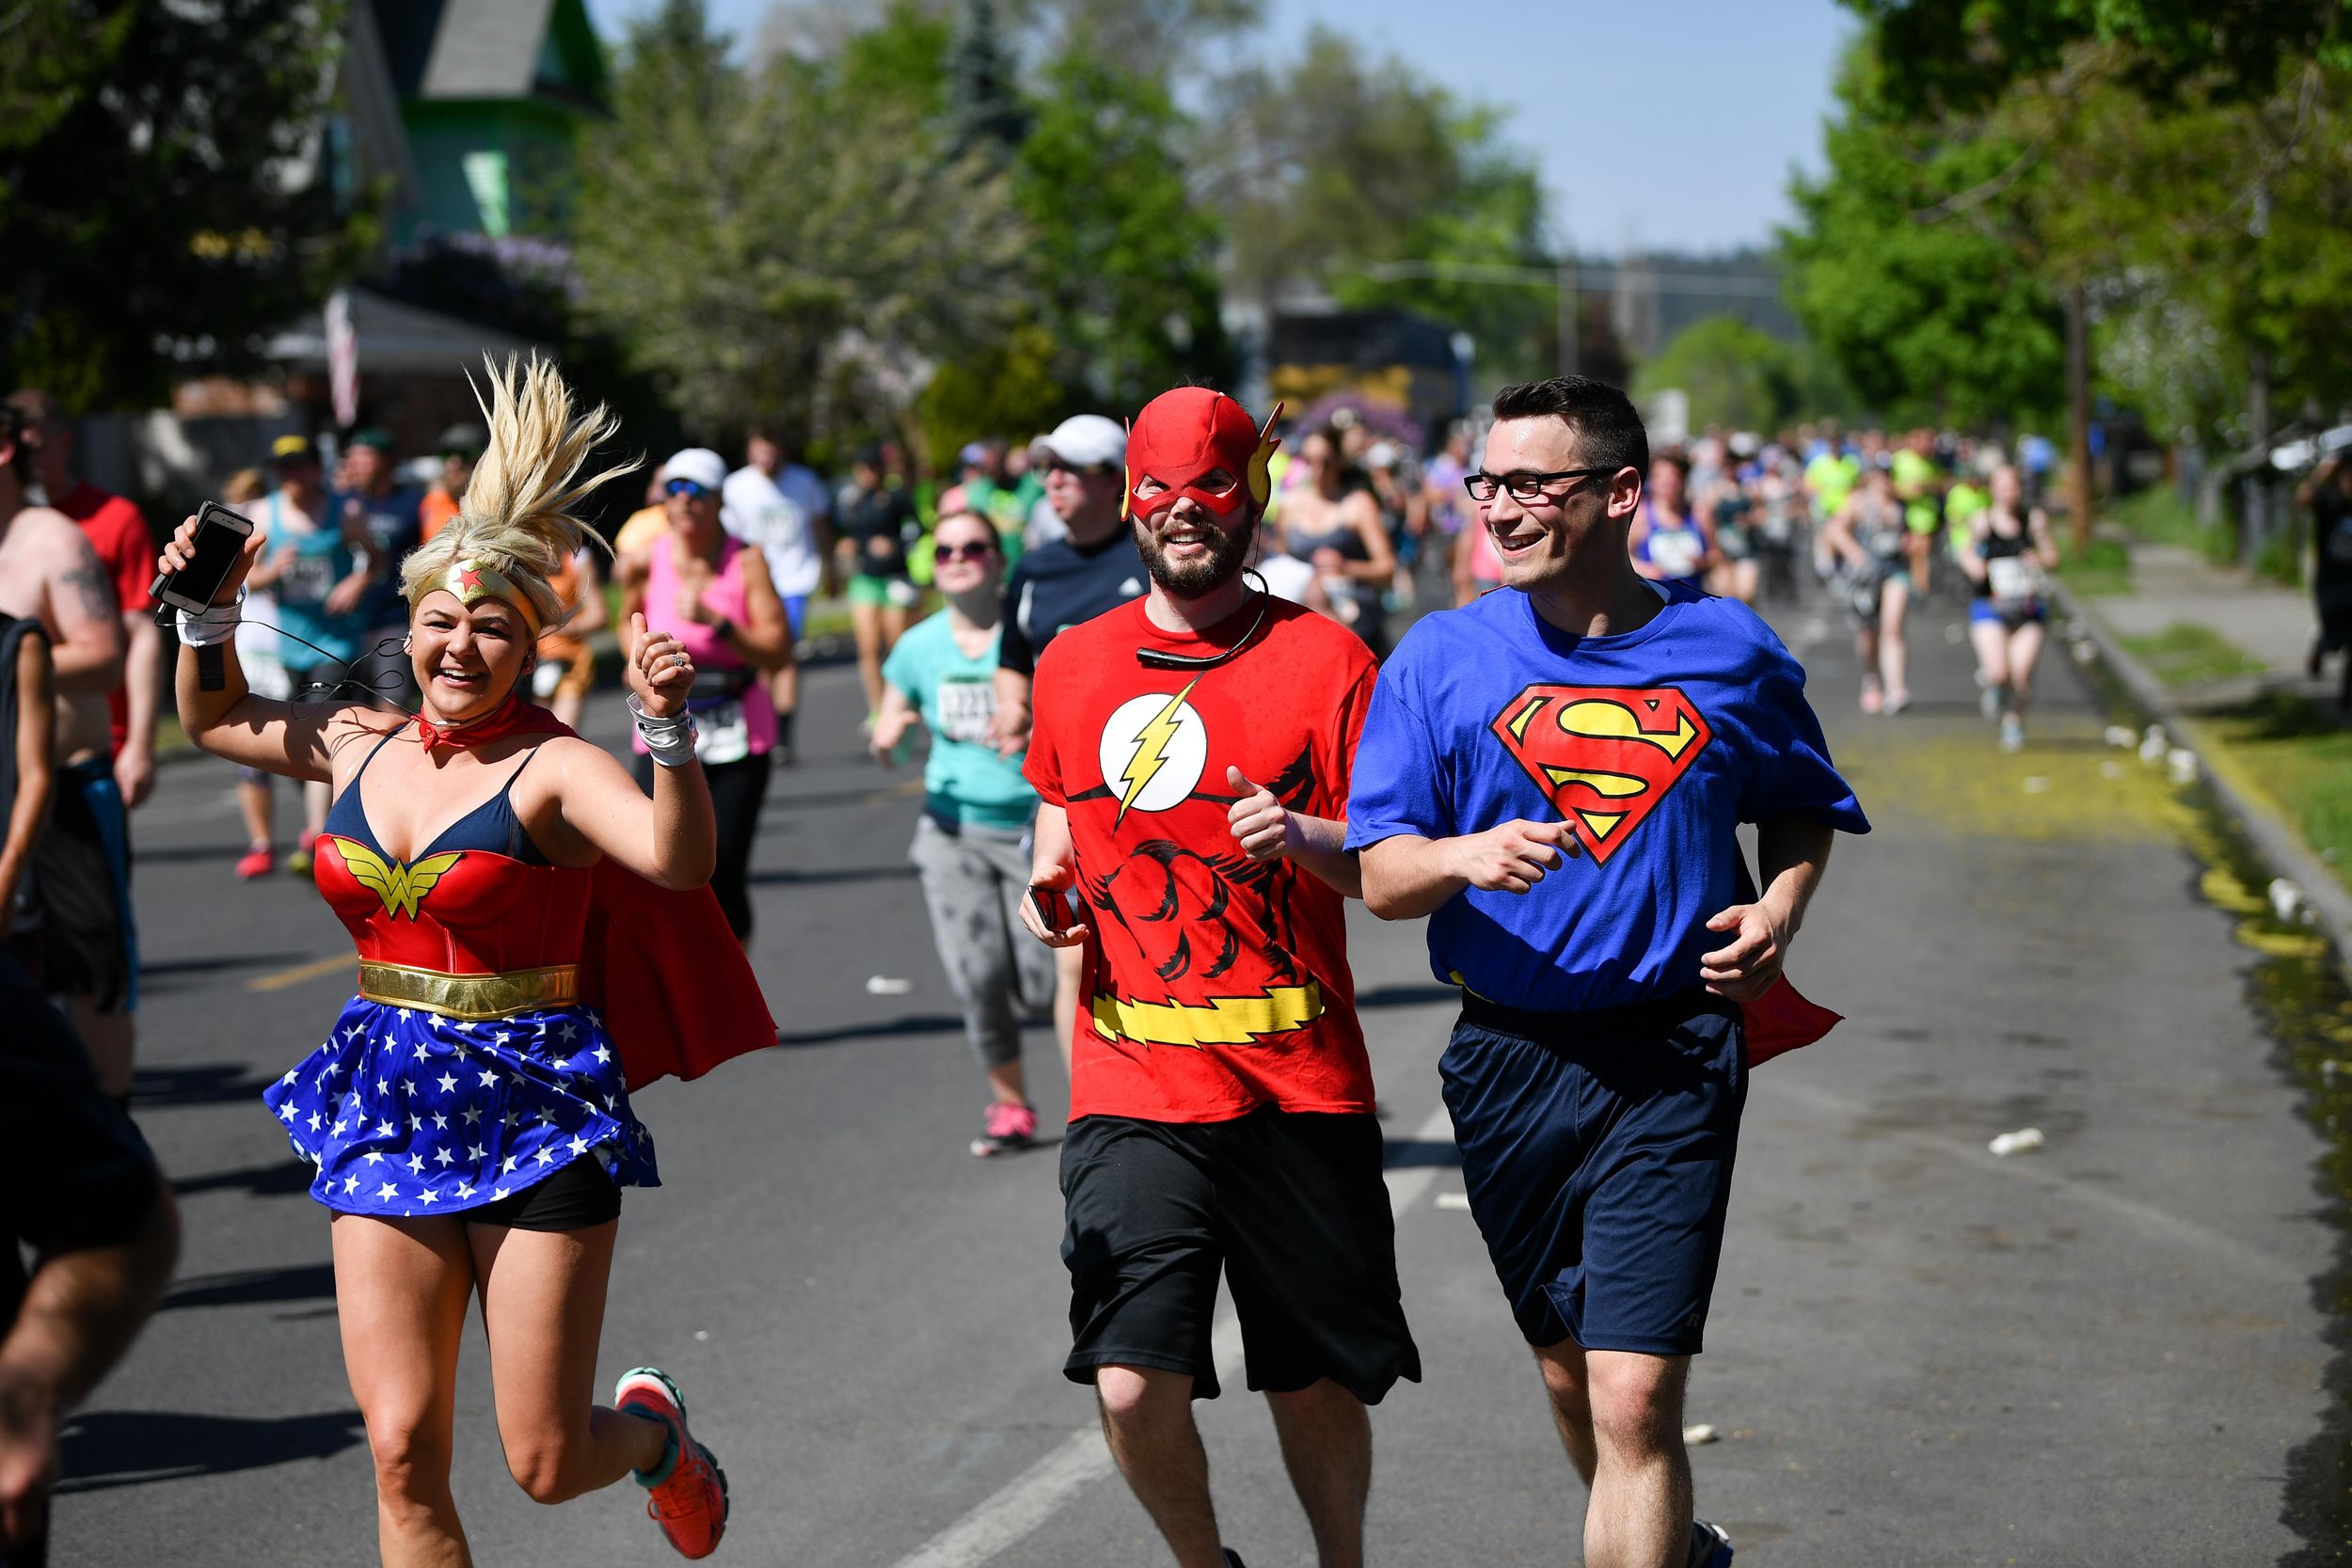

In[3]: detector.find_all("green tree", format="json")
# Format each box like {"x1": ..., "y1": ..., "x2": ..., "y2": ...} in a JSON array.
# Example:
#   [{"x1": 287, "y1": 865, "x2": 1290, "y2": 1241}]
[
  {"x1": 1633, "y1": 316, "x2": 1803, "y2": 433},
  {"x1": 0, "y1": 0, "x2": 370, "y2": 407},
  {"x1": 572, "y1": 0, "x2": 1029, "y2": 440},
  {"x1": 1778, "y1": 45, "x2": 2066, "y2": 428},
  {"x1": 1204, "y1": 26, "x2": 1554, "y2": 385}
]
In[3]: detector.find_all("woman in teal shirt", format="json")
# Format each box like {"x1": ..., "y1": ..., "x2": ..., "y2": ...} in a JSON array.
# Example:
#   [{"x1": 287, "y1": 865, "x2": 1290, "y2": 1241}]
[{"x1": 872, "y1": 509, "x2": 1056, "y2": 1156}]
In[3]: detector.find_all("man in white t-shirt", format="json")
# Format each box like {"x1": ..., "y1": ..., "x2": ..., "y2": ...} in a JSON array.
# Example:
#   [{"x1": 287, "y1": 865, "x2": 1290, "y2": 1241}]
[{"x1": 724, "y1": 428, "x2": 831, "y2": 761}]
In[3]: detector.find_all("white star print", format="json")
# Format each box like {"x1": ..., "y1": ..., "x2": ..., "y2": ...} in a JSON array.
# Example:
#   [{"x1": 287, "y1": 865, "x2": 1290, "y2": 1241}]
[
  {"x1": 376, "y1": 1121, "x2": 395, "y2": 1138},
  {"x1": 342, "y1": 1026, "x2": 361, "y2": 1041},
  {"x1": 493, "y1": 1187, "x2": 509, "y2": 1200},
  {"x1": 332, "y1": 1119, "x2": 348, "y2": 1137},
  {"x1": 343, "y1": 1176, "x2": 360, "y2": 1194},
  {"x1": 463, "y1": 1106, "x2": 482, "y2": 1125},
  {"x1": 432, "y1": 1112, "x2": 447, "y2": 1130},
  {"x1": 534, "y1": 1146, "x2": 555, "y2": 1165},
  {"x1": 495, "y1": 1030, "x2": 511, "y2": 1046},
  {"x1": 278, "y1": 1103, "x2": 298, "y2": 1122},
  {"x1": 363, "y1": 1151, "x2": 384, "y2": 1165},
  {"x1": 468, "y1": 1143, "x2": 487, "y2": 1160},
  {"x1": 282, "y1": 1069, "x2": 299, "y2": 1085},
  {"x1": 455, "y1": 1181, "x2": 476, "y2": 1199},
  {"x1": 604, "y1": 1094, "x2": 618, "y2": 1112},
  {"x1": 417, "y1": 1188, "x2": 438, "y2": 1204},
  {"x1": 501, "y1": 1156, "x2": 518, "y2": 1174},
  {"x1": 437, "y1": 1072, "x2": 458, "y2": 1094},
  {"x1": 308, "y1": 1112, "x2": 323, "y2": 1132},
  {"x1": 560, "y1": 1022, "x2": 579, "y2": 1041},
  {"x1": 435, "y1": 1146, "x2": 454, "y2": 1165},
  {"x1": 397, "y1": 1007, "x2": 412, "y2": 1021},
  {"x1": 593, "y1": 1044, "x2": 612, "y2": 1065},
  {"x1": 377, "y1": 1181, "x2": 400, "y2": 1200},
  {"x1": 405, "y1": 1154, "x2": 425, "y2": 1174},
  {"x1": 413, "y1": 1042, "x2": 428, "y2": 1060},
  {"x1": 568, "y1": 1135, "x2": 590, "y2": 1156},
  {"x1": 478, "y1": 1069, "x2": 499, "y2": 1087},
  {"x1": 377, "y1": 1078, "x2": 389, "y2": 1094},
  {"x1": 453, "y1": 1041, "x2": 469, "y2": 1061},
  {"x1": 408, "y1": 1115, "x2": 424, "y2": 1132}
]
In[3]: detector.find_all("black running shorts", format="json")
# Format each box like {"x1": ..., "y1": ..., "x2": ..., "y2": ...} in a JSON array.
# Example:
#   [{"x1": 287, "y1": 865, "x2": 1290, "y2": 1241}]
[
  {"x1": 468, "y1": 1157, "x2": 622, "y2": 1231},
  {"x1": 1059, "y1": 1108, "x2": 1422, "y2": 1403}
]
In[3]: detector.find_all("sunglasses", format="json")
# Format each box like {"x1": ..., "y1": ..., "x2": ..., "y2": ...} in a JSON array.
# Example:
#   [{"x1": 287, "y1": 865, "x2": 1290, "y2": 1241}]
[
  {"x1": 665, "y1": 479, "x2": 715, "y2": 499},
  {"x1": 934, "y1": 541, "x2": 998, "y2": 562}
]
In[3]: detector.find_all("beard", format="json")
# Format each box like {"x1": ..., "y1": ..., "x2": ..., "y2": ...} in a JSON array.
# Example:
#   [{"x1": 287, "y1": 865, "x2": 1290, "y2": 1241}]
[{"x1": 1134, "y1": 510, "x2": 1256, "y2": 599}]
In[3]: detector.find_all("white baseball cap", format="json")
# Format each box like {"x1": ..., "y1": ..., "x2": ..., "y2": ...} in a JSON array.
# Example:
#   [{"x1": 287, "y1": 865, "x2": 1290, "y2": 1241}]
[
  {"x1": 664, "y1": 447, "x2": 727, "y2": 491},
  {"x1": 1028, "y1": 415, "x2": 1125, "y2": 472}
]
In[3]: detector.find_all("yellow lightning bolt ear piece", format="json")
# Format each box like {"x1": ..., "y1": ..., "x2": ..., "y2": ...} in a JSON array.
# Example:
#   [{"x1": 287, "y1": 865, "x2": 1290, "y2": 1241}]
[
  {"x1": 1121, "y1": 419, "x2": 1135, "y2": 522},
  {"x1": 1248, "y1": 401, "x2": 1285, "y2": 510}
]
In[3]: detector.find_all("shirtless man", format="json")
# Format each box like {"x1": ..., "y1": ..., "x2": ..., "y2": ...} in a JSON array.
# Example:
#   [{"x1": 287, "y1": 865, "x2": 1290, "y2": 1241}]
[{"x1": 0, "y1": 406, "x2": 129, "y2": 1096}]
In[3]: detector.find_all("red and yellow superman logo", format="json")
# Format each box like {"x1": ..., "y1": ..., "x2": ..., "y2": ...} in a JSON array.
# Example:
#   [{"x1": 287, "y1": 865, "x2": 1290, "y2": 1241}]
[{"x1": 1488, "y1": 685, "x2": 1713, "y2": 863}]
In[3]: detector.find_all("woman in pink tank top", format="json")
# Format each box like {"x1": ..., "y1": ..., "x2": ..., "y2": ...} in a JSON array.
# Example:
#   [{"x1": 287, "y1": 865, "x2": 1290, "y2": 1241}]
[{"x1": 618, "y1": 449, "x2": 794, "y2": 940}]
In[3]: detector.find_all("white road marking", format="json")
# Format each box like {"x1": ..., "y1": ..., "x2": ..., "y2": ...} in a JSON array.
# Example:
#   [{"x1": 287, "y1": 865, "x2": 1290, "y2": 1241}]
[
  {"x1": 1435, "y1": 1191, "x2": 1472, "y2": 1211},
  {"x1": 887, "y1": 1101, "x2": 1455, "y2": 1568}
]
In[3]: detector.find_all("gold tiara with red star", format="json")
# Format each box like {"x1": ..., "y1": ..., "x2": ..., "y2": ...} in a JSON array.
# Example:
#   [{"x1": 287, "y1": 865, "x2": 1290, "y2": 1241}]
[{"x1": 410, "y1": 556, "x2": 543, "y2": 636}]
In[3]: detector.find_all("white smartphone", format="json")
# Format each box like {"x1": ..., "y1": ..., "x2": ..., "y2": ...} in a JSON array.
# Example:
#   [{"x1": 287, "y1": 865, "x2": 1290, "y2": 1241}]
[{"x1": 150, "y1": 500, "x2": 255, "y2": 618}]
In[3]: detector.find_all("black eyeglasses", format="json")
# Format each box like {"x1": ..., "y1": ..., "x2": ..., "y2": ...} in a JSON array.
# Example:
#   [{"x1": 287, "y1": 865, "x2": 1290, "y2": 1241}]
[
  {"x1": 665, "y1": 479, "x2": 715, "y2": 499},
  {"x1": 934, "y1": 542, "x2": 997, "y2": 562},
  {"x1": 1465, "y1": 467, "x2": 1615, "y2": 503}
]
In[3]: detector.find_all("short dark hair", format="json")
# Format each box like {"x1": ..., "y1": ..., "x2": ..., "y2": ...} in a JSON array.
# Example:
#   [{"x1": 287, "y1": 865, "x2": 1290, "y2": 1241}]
[{"x1": 1489, "y1": 377, "x2": 1649, "y2": 478}]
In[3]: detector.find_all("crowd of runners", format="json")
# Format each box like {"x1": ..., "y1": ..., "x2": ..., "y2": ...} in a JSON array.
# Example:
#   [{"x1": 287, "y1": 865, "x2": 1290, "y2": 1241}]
[{"x1": 5, "y1": 356, "x2": 2140, "y2": 1568}]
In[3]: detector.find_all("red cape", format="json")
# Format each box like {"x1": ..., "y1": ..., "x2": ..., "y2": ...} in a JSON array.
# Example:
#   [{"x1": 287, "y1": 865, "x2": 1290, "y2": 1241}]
[
  {"x1": 1740, "y1": 974, "x2": 1840, "y2": 1067},
  {"x1": 442, "y1": 702, "x2": 775, "y2": 1091}
]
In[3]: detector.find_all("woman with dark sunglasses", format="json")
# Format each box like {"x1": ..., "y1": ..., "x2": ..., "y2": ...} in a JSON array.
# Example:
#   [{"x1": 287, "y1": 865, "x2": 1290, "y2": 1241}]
[
  {"x1": 616, "y1": 448, "x2": 794, "y2": 942},
  {"x1": 871, "y1": 510, "x2": 1057, "y2": 1156}
]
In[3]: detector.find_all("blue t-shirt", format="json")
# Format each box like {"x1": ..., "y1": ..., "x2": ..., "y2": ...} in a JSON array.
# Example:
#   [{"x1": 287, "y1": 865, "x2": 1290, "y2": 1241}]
[
  {"x1": 338, "y1": 485, "x2": 421, "y2": 628},
  {"x1": 1345, "y1": 583, "x2": 1868, "y2": 1011},
  {"x1": 882, "y1": 612, "x2": 1037, "y2": 831}
]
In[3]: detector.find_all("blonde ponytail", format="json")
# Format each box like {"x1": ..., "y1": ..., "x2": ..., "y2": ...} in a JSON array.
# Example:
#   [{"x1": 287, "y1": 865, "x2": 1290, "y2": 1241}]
[{"x1": 401, "y1": 355, "x2": 634, "y2": 630}]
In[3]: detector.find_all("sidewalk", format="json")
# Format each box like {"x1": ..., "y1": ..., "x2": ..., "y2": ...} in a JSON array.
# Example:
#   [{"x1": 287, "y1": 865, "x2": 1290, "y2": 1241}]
[
  {"x1": 2057, "y1": 532, "x2": 2352, "y2": 982},
  {"x1": 2084, "y1": 540, "x2": 2333, "y2": 706}
]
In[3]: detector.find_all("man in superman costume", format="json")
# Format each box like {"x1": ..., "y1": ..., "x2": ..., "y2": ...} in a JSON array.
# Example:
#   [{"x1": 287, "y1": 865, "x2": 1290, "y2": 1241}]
[
  {"x1": 1352, "y1": 377, "x2": 1867, "y2": 1568},
  {"x1": 1019, "y1": 387, "x2": 1419, "y2": 1568}
]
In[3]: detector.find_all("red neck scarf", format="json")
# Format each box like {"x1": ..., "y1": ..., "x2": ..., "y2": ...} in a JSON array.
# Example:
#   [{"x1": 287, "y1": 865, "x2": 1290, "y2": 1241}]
[{"x1": 414, "y1": 694, "x2": 569, "y2": 754}]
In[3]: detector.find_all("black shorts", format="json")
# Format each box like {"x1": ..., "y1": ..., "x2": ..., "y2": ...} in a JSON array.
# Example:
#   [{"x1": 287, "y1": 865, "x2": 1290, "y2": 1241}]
[
  {"x1": 1442, "y1": 990, "x2": 1745, "y2": 1357},
  {"x1": 467, "y1": 1158, "x2": 622, "y2": 1231},
  {"x1": 1059, "y1": 1108, "x2": 1421, "y2": 1403},
  {"x1": 30, "y1": 758, "x2": 136, "y2": 1013}
]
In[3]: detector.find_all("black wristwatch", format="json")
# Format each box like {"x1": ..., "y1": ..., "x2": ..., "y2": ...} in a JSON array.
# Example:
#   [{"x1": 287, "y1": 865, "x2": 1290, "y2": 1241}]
[{"x1": 710, "y1": 616, "x2": 737, "y2": 643}]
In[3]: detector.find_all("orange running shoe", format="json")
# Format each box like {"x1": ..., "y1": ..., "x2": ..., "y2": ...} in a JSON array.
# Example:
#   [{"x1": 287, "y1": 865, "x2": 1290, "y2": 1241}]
[{"x1": 616, "y1": 1367, "x2": 729, "y2": 1559}]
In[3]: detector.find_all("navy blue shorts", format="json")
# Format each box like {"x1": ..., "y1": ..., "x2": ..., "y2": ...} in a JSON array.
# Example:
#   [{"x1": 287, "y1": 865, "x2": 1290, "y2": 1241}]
[{"x1": 1440, "y1": 990, "x2": 1746, "y2": 1356}]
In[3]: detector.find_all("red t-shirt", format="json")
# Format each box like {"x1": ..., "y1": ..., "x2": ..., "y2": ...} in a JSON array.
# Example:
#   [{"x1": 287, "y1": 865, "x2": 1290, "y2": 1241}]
[
  {"x1": 58, "y1": 482, "x2": 151, "y2": 753},
  {"x1": 1025, "y1": 595, "x2": 1379, "y2": 1123}
]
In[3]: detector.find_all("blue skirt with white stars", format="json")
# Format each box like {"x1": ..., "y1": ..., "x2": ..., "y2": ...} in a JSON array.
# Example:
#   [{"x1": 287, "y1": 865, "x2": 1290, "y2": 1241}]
[{"x1": 260, "y1": 997, "x2": 660, "y2": 1218}]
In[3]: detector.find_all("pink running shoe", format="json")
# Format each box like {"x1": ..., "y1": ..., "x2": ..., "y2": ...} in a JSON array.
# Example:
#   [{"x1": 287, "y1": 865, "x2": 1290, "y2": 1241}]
[
  {"x1": 615, "y1": 1367, "x2": 728, "y2": 1559},
  {"x1": 971, "y1": 1101, "x2": 1039, "y2": 1158},
  {"x1": 235, "y1": 845, "x2": 275, "y2": 880}
]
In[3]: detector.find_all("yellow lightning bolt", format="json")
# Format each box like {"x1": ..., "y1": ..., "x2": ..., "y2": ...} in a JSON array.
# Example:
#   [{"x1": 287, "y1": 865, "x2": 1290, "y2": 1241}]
[{"x1": 1116, "y1": 678, "x2": 1200, "y2": 824}]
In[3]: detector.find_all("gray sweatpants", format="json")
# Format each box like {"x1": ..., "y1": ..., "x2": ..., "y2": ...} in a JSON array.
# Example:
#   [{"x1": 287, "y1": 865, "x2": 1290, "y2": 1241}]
[{"x1": 909, "y1": 812, "x2": 1057, "y2": 1069}]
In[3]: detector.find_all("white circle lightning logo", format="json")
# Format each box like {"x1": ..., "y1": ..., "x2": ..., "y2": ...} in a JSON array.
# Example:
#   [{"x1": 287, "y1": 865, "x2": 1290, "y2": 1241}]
[{"x1": 1098, "y1": 681, "x2": 1209, "y2": 823}]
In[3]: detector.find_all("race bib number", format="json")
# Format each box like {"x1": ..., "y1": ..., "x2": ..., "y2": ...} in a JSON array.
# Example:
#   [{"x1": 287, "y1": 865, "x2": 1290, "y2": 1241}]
[
  {"x1": 1986, "y1": 553, "x2": 2038, "y2": 605},
  {"x1": 934, "y1": 674, "x2": 996, "y2": 747},
  {"x1": 1649, "y1": 531, "x2": 1702, "y2": 578},
  {"x1": 280, "y1": 553, "x2": 335, "y2": 605},
  {"x1": 694, "y1": 700, "x2": 751, "y2": 766}
]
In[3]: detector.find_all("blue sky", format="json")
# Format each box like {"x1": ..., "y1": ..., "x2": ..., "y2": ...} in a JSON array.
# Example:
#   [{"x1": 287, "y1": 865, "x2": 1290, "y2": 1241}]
[{"x1": 580, "y1": 0, "x2": 1855, "y2": 255}]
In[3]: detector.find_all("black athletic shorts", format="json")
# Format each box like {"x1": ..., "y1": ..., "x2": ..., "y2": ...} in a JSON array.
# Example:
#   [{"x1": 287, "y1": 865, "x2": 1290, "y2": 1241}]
[
  {"x1": 31, "y1": 758, "x2": 136, "y2": 1013},
  {"x1": 467, "y1": 1157, "x2": 622, "y2": 1231},
  {"x1": 1059, "y1": 1108, "x2": 1421, "y2": 1403}
]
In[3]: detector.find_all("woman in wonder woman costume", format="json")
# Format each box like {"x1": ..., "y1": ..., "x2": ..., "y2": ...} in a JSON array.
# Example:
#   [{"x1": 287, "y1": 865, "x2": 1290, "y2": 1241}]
[{"x1": 161, "y1": 357, "x2": 769, "y2": 1563}]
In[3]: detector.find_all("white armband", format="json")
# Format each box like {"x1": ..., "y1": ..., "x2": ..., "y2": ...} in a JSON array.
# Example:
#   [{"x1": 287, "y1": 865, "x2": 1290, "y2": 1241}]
[{"x1": 177, "y1": 592, "x2": 244, "y2": 647}]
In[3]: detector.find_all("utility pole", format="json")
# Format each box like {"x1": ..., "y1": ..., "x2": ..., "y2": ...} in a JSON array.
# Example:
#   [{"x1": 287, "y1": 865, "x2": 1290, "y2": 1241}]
[
  {"x1": 1556, "y1": 238, "x2": 1579, "y2": 378},
  {"x1": 2064, "y1": 281, "x2": 2093, "y2": 555}
]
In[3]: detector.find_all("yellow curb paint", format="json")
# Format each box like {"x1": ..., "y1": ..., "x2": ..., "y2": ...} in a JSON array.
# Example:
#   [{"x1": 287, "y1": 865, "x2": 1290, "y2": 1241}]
[{"x1": 247, "y1": 953, "x2": 357, "y2": 992}]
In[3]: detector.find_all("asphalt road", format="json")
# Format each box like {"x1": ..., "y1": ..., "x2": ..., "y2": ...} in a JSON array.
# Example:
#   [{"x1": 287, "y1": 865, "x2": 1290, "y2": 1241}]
[{"x1": 55, "y1": 589, "x2": 2336, "y2": 1566}]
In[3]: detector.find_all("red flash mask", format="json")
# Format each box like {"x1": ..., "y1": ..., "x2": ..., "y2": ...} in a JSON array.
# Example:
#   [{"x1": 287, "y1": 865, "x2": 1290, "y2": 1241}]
[{"x1": 1124, "y1": 388, "x2": 1283, "y2": 522}]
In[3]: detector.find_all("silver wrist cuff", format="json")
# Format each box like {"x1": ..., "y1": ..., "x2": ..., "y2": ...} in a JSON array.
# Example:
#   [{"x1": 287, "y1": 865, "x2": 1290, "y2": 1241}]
[{"x1": 627, "y1": 694, "x2": 699, "y2": 768}]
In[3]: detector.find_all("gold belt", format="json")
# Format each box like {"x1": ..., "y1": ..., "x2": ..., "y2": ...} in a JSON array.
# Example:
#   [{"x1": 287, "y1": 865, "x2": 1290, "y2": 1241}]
[{"x1": 357, "y1": 960, "x2": 580, "y2": 1022}]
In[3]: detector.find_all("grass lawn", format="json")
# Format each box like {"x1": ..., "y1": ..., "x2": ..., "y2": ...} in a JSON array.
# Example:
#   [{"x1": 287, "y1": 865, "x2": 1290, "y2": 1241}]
[
  {"x1": 2201, "y1": 694, "x2": 2352, "y2": 888},
  {"x1": 2120, "y1": 621, "x2": 2270, "y2": 687},
  {"x1": 2057, "y1": 532, "x2": 2133, "y2": 596}
]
